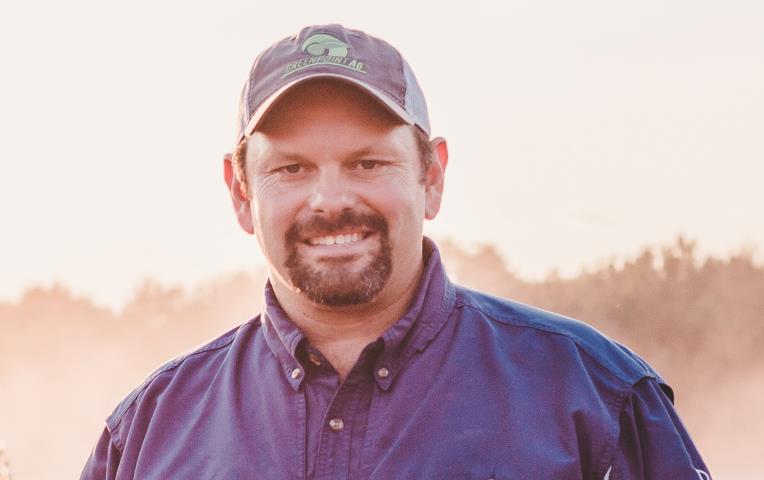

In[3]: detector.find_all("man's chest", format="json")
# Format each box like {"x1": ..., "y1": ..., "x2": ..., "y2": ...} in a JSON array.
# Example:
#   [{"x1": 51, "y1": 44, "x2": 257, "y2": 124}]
[{"x1": 128, "y1": 363, "x2": 612, "y2": 480}]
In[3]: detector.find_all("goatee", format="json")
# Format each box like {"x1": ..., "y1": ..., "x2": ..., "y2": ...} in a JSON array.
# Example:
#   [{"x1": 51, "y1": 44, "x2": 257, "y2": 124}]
[{"x1": 284, "y1": 210, "x2": 392, "y2": 306}]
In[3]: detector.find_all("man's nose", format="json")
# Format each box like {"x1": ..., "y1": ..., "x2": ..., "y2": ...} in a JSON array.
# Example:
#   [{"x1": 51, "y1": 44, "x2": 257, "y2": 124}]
[{"x1": 308, "y1": 168, "x2": 357, "y2": 214}]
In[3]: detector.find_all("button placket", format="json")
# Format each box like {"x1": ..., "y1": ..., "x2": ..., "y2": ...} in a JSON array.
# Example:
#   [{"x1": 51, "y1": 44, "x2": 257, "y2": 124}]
[{"x1": 314, "y1": 370, "x2": 368, "y2": 479}]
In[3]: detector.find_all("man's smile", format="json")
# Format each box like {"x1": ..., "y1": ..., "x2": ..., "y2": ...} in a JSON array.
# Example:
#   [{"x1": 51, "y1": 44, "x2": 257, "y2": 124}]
[
  {"x1": 305, "y1": 230, "x2": 374, "y2": 246},
  {"x1": 300, "y1": 231, "x2": 380, "y2": 262}
]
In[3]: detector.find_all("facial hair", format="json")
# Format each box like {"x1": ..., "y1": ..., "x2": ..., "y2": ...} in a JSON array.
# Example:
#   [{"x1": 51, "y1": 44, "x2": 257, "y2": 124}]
[{"x1": 284, "y1": 210, "x2": 392, "y2": 306}]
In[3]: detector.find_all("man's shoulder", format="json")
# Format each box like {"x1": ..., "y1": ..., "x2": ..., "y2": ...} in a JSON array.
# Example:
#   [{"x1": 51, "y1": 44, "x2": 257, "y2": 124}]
[
  {"x1": 105, "y1": 316, "x2": 263, "y2": 437},
  {"x1": 453, "y1": 285, "x2": 669, "y2": 394}
]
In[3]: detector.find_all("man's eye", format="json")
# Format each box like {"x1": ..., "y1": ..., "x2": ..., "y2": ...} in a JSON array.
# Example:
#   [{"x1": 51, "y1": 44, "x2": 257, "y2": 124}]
[
  {"x1": 280, "y1": 164, "x2": 302, "y2": 174},
  {"x1": 359, "y1": 160, "x2": 378, "y2": 170}
]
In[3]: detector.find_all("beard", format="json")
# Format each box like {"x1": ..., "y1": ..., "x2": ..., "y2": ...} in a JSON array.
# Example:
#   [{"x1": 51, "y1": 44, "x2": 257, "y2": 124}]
[{"x1": 283, "y1": 210, "x2": 392, "y2": 306}]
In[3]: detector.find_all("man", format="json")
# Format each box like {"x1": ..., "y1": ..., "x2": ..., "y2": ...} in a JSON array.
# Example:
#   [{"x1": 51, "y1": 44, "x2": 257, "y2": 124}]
[{"x1": 81, "y1": 24, "x2": 710, "y2": 479}]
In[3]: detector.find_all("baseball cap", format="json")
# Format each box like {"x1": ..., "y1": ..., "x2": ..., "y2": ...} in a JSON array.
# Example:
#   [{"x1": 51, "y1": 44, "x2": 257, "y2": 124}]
[{"x1": 234, "y1": 24, "x2": 431, "y2": 145}]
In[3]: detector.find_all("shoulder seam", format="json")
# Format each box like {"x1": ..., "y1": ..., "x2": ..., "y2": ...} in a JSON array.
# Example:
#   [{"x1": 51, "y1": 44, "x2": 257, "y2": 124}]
[{"x1": 453, "y1": 298, "x2": 655, "y2": 387}]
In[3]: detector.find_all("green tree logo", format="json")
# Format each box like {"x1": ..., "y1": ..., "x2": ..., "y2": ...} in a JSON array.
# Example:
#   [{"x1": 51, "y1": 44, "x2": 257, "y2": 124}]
[{"x1": 302, "y1": 34, "x2": 350, "y2": 57}]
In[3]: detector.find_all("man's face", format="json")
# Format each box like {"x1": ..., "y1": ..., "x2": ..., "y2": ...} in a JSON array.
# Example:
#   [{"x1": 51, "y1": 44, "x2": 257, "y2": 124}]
[{"x1": 236, "y1": 80, "x2": 443, "y2": 308}]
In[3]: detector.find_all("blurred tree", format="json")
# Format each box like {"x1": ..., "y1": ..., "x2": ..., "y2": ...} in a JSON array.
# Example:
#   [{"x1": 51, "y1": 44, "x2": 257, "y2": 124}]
[{"x1": 1, "y1": 238, "x2": 762, "y2": 479}]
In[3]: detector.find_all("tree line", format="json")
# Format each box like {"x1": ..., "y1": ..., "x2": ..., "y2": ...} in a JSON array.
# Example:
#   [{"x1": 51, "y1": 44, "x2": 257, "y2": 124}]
[{"x1": 0, "y1": 236, "x2": 762, "y2": 479}]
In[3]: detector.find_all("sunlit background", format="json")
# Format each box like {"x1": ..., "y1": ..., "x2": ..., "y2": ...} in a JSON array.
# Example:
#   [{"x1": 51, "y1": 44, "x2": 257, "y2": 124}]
[{"x1": 1, "y1": 1, "x2": 762, "y2": 479}]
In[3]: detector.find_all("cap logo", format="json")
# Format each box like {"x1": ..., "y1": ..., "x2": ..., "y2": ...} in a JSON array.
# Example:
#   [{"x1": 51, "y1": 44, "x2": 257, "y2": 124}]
[
  {"x1": 281, "y1": 33, "x2": 368, "y2": 78},
  {"x1": 302, "y1": 34, "x2": 349, "y2": 57}
]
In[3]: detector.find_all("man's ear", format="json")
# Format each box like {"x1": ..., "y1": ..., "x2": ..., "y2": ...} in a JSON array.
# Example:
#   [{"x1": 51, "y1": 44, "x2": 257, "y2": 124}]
[
  {"x1": 424, "y1": 136, "x2": 448, "y2": 220},
  {"x1": 223, "y1": 153, "x2": 255, "y2": 234}
]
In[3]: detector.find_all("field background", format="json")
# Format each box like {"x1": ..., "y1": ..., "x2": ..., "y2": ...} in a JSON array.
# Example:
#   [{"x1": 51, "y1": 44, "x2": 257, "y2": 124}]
[{"x1": 2, "y1": 236, "x2": 763, "y2": 479}]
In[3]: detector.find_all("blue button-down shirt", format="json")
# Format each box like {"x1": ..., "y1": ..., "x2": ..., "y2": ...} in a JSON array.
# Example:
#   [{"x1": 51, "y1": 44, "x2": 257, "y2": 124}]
[{"x1": 81, "y1": 239, "x2": 709, "y2": 479}]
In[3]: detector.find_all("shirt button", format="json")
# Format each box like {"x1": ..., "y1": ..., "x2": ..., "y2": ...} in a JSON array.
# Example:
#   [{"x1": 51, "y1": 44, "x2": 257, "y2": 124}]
[
  {"x1": 328, "y1": 418, "x2": 344, "y2": 431},
  {"x1": 308, "y1": 352, "x2": 322, "y2": 366},
  {"x1": 376, "y1": 367, "x2": 390, "y2": 379},
  {"x1": 290, "y1": 368, "x2": 302, "y2": 379}
]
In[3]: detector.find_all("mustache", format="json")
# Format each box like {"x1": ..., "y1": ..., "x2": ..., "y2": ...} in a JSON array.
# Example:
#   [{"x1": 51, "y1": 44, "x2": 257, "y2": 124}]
[{"x1": 285, "y1": 210, "x2": 388, "y2": 244}]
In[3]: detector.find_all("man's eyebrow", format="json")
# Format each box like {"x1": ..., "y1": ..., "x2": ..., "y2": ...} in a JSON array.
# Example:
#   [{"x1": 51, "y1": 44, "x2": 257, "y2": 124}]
[
  {"x1": 256, "y1": 151, "x2": 309, "y2": 166},
  {"x1": 345, "y1": 147, "x2": 375, "y2": 159},
  {"x1": 344, "y1": 146, "x2": 402, "y2": 160},
  {"x1": 277, "y1": 152, "x2": 309, "y2": 163}
]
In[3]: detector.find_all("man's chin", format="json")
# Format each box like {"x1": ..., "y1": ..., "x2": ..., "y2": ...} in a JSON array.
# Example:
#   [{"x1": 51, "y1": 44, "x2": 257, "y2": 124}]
[
  {"x1": 303, "y1": 286, "x2": 378, "y2": 307},
  {"x1": 292, "y1": 268, "x2": 380, "y2": 306},
  {"x1": 287, "y1": 253, "x2": 392, "y2": 307}
]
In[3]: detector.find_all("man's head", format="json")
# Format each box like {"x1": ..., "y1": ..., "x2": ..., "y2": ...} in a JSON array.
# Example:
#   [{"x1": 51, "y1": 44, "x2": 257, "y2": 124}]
[{"x1": 223, "y1": 25, "x2": 448, "y2": 309}]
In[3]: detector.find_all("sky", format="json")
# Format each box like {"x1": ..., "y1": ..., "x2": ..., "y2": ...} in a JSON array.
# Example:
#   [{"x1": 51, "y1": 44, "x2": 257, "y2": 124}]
[{"x1": 1, "y1": 0, "x2": 763, "y2": 310}]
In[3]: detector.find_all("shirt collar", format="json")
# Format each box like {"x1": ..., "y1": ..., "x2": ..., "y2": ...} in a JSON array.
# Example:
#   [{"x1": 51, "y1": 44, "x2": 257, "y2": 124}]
[{"x1": 260, "y1": 237, "x2": 456, "y2": 391}]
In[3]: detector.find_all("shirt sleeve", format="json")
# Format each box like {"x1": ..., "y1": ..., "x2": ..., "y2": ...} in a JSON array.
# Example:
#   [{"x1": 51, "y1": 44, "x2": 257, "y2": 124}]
[
  {"x1": 606, "y1": 377, "x2": 711, "y2": 479},
  {"x1": 79, "y1": 427, "x2": 121, "y2": 480}
]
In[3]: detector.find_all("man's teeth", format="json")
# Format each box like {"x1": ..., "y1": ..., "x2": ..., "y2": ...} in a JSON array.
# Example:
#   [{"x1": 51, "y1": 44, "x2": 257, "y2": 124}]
[{"x1": 308, "y1": 233, "x2": 363, "y2": 246}]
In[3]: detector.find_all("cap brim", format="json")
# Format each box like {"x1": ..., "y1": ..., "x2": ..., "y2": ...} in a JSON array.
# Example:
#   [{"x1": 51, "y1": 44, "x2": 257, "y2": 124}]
[{"x1": 242, "y1": 73, "x2": 417, "y2": 139}]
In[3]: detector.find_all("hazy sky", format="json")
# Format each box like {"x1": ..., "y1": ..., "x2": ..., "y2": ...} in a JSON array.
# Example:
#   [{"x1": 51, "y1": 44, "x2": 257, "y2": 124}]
[{"x1": 2, "y1": 0, "x2": 762, "y2": 309}]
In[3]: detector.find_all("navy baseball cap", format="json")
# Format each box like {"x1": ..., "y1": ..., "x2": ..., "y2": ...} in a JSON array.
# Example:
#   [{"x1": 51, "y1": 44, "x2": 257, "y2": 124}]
[{"x1": 234, "y1": 24, "x2": 431, "y2": 144}]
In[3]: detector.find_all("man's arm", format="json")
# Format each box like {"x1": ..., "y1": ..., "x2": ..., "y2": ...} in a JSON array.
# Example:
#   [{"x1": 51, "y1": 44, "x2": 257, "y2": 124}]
[
  {"x1": 606, "y1": 377, "x2": 710, "y2": 479},
  {"x1": 80, "y1": 427, "x2": 121, "y2": 480}
]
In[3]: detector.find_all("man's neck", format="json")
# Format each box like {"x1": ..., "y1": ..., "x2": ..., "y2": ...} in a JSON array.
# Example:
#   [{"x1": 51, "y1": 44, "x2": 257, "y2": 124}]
[{"x1": 271, "y1": 261, "x2": 424, "y2": 381}]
